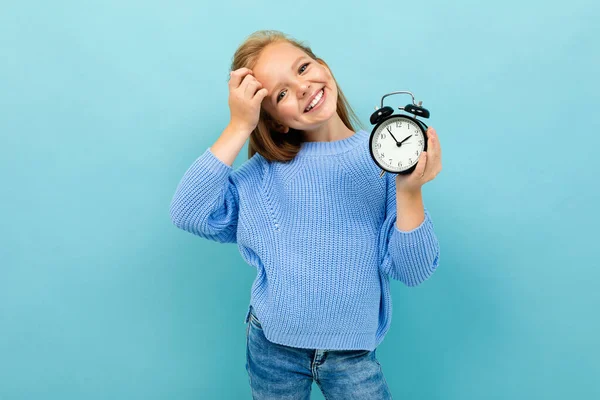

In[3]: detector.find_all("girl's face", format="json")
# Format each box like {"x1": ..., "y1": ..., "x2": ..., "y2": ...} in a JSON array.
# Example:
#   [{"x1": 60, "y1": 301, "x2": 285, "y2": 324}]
[{"x1": 252, "y1": 41, "x2": 338, "y2": 133}]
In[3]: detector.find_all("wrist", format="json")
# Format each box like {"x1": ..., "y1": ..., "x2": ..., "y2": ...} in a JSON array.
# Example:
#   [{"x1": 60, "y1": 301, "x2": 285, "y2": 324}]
[
  {"x1": 396, "y1": 183, "x2": 422, "y2": 199},
  {"x1": 227, "y1": 121, "x2": 253, "y2": 136}
]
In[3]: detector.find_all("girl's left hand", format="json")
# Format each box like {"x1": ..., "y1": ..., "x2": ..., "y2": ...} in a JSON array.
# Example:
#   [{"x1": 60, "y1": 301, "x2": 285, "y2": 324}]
[{"x1": 395, "y1": 126, "x2": 443, "y2": 194}]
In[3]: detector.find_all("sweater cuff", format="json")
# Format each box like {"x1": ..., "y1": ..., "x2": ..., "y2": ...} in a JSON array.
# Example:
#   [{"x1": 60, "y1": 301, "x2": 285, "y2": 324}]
[
  {"x1": 393, "y1": 208, "x2": 430, "y2": 236},
  {"x1": 386, "y1": 209, "x2": 440, "y2": 285},
  {"x1": 202, "y1": 147, "x2": 234, "y2": 176}
]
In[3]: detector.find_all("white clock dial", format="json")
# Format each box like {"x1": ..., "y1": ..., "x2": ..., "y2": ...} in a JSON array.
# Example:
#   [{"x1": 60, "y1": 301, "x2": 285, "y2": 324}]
[{"x1": 371, "y1": 117, "x2": 426, "y2": 173}]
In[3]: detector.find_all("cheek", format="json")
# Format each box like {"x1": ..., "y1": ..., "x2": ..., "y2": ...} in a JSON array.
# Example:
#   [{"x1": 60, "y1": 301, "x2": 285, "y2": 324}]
[
  {"x1": 281, "y1": 102, "x2": 300, "y2": 117},
  {"x1": 319, "y1": 67, "x2": 332, "y2": 81}
]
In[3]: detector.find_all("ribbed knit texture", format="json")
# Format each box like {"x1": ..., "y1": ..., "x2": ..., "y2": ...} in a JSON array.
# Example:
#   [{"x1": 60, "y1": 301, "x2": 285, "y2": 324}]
[{"x1": 169, "y1": 129, "x2": 440, "y2": 351}]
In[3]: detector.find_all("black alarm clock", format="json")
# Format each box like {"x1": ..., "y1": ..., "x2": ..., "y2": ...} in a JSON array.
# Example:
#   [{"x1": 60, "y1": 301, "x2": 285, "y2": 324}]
[{"x1": 369, "y1": 91, "x2": 430, "y2": 177}]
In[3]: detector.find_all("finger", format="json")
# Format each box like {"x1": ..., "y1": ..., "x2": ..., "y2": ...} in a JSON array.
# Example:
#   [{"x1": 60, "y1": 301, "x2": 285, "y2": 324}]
[
  {"x1": 428, "y1": 126, "x2": 439, "y2": 148},
  {"x1": 253, "y1": 88, "x2": 269, "y2": 104},
  {"x1": 228, "y1": 68, "x2": 253, "y2": 89},
  {"x1": 239, "y1": 74, "x2": 258, "y2": 95},
  {"x1": 243, "y1": 77, "x2": 262, "y2": 98},
  {"x1": 429, "y1": 127, "x2": 442, "y2": 165},
  {"x1": 422, "y1": 142, "x2": 438, "y2": 179},
  {"x1": 415, "y1": 151, "x2": 427, "y2": 179},
  {"x1": 425, "y1": 127, "x2": 442, "y2": 178},
  {"x1": 425, "y1": 127, "x2": 436, "y2": 166},
  {"x1": 426, "y1": 128, "x2": 435, "y2": 170}
]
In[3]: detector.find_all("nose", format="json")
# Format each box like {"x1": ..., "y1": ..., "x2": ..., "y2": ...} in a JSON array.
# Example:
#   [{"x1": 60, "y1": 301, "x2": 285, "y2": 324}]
[{"x1": 296, "y1": 81, "x2": 311, "y2": 99}]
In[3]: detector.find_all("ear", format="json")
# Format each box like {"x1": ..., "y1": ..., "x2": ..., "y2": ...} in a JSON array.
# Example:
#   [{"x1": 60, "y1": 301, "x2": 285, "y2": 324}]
[
  {"x1": 275, "y1": 123, "x2": 289, "y2": 134},
  {"x1": 269, "y1": 119, "x2": 289, "y2": 134}
]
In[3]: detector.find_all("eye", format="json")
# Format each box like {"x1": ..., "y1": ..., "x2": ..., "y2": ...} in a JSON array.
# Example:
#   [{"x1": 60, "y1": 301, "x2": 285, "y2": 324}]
[
  {"x1": 299, "y1": 62, "x2": 309, "y2": 73},
  {"x1": 276, "y1": 62, "x2": 311, "y2": 103}
]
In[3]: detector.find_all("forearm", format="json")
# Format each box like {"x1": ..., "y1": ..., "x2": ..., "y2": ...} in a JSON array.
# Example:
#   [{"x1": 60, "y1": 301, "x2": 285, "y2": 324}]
[
  {"x1": 210, "y1": 123, "x2": 252, "y2": 167},
  {"x1": 395, "y1": 182, "x2": 425, "y2": 232},
  {"x1": 379, "y1": 176, "x2": 440, "y2": 285}
]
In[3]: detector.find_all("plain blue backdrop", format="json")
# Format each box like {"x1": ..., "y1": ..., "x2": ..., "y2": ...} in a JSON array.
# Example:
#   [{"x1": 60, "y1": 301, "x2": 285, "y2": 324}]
[{"x1": 1, "y1": 0, "x2": 599, "y2": 399}]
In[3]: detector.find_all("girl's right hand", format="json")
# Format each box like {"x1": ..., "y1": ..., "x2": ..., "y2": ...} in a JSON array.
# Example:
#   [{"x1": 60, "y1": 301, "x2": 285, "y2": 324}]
[{"x1": 228, "y1": 68, "x2": 269, "y2": 133}]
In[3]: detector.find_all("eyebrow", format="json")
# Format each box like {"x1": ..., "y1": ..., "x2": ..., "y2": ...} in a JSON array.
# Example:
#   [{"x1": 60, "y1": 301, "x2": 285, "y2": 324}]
[{"x1": 272, "y1": 55, "x2": 308, "y2": 102}]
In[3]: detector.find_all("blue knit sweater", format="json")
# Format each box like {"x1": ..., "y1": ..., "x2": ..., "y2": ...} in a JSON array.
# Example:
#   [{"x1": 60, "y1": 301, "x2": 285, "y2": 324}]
[{"x1": 169, "y1": 129, "x2": 440, "y2": 351}]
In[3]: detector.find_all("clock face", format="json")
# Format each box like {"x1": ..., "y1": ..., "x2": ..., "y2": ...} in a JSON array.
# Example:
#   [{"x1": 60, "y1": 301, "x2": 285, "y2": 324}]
[{"x1": 370, "y1": 116, "x2": 426, "y2": 173}]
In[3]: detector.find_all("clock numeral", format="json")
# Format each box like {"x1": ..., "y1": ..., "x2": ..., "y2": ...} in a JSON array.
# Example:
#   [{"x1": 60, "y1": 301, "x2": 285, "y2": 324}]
[
  {"x1": 376, "y1": 143, "x2": 381, "y2": 149},
  {"x1": 409, "y1": 158, "x2": 412, "y2": 164},
  {"x1": 389, "y1": 158, "x2": 392, "y2": 164},
  {"x1": 380, "y1": 133, "x2": 386, "y2": 140},
  {"x1": 381, "y1": 152, "x2": 385, "y2": 158},
  {"x1": 415, "y1": 150, "x2": 419, "y2": 156},
  {"x1": 419, "y1": 140, "x2": 423, "y2": 145},
  {"x1": 396, "y1": 121, "x2": 402, "y2": 128}
]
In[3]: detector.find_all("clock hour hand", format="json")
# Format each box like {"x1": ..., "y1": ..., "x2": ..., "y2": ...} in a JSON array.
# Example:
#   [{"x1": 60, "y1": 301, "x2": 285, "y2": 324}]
[
  {"x1": 386, "y1": 127, "x2": 401, "y2": 145},
  {"x1": 399, "y1": 135, "x2": 413, "y2": 145}
]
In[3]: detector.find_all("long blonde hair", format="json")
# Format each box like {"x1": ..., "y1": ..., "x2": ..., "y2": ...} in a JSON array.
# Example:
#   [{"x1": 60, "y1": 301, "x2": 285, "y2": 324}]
[{"x1": 230, "y1": 30, "x2": 363, "y2": 162}]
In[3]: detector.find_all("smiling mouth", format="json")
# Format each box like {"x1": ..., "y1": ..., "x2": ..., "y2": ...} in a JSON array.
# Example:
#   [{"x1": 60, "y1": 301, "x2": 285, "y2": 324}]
[{"x1": 304, "y1": 88, "x2": 325, "y2": 113}]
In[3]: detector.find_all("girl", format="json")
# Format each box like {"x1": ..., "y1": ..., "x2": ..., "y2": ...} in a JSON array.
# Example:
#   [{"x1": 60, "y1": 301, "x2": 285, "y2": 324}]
[{"x1": 170, "y1": 30, "x2": 442, "y2": 399}]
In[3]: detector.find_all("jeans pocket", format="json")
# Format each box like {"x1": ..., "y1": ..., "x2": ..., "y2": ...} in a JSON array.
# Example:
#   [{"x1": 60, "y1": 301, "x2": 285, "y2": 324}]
[{"x1": 249, "y1": 307, "x2": 262, "y2": 329}]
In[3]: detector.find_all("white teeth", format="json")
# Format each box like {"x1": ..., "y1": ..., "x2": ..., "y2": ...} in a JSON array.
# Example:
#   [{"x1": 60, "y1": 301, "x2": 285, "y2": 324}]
[{"x1": 305, "y1": 89, "x2": 324, "y2": 112}]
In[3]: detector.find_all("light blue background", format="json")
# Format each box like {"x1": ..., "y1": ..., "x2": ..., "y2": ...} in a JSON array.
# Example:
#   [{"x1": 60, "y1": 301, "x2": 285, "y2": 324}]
[{"x1": 2, "y1": 0, "x2": 599, "y2": 399}]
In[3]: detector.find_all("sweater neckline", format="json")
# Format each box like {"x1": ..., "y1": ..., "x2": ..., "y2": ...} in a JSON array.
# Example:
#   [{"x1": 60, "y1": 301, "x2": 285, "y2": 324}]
[{"x1": 297, "y1": 130, "x2": 368, "y2": 157}]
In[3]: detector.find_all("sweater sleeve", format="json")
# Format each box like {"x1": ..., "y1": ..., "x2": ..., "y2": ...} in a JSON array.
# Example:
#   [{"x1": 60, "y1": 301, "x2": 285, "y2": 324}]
[
  {"x1": 378, "y1": 172, "x2": 440, "y2": 286},
  {"x1": 169, "y1": 147, "x2": 240, "y2": 244}
]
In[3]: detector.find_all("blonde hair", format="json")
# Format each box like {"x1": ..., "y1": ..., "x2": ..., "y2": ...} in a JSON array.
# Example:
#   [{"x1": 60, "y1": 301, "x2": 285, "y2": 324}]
[{"x1": 229, "y1": 30, "x2": 364, "y2": 162}]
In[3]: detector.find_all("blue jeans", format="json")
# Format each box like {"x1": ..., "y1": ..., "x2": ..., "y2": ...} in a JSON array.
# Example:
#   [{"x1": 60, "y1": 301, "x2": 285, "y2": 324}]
[{"x1": 245, "y1": 305, "x2": 393, "y2": 399}]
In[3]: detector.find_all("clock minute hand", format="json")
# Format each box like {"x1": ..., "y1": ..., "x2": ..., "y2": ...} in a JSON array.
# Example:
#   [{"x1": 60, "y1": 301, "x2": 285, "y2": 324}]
[{"x1": 386, "y1": 127, "x2": 401, "y2": 144}]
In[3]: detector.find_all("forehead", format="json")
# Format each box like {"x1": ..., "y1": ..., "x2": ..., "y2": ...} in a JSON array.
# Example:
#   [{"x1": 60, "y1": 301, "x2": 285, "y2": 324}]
[{"x1": 253, "y1": 42, "x2": 309, "y2": 86}]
